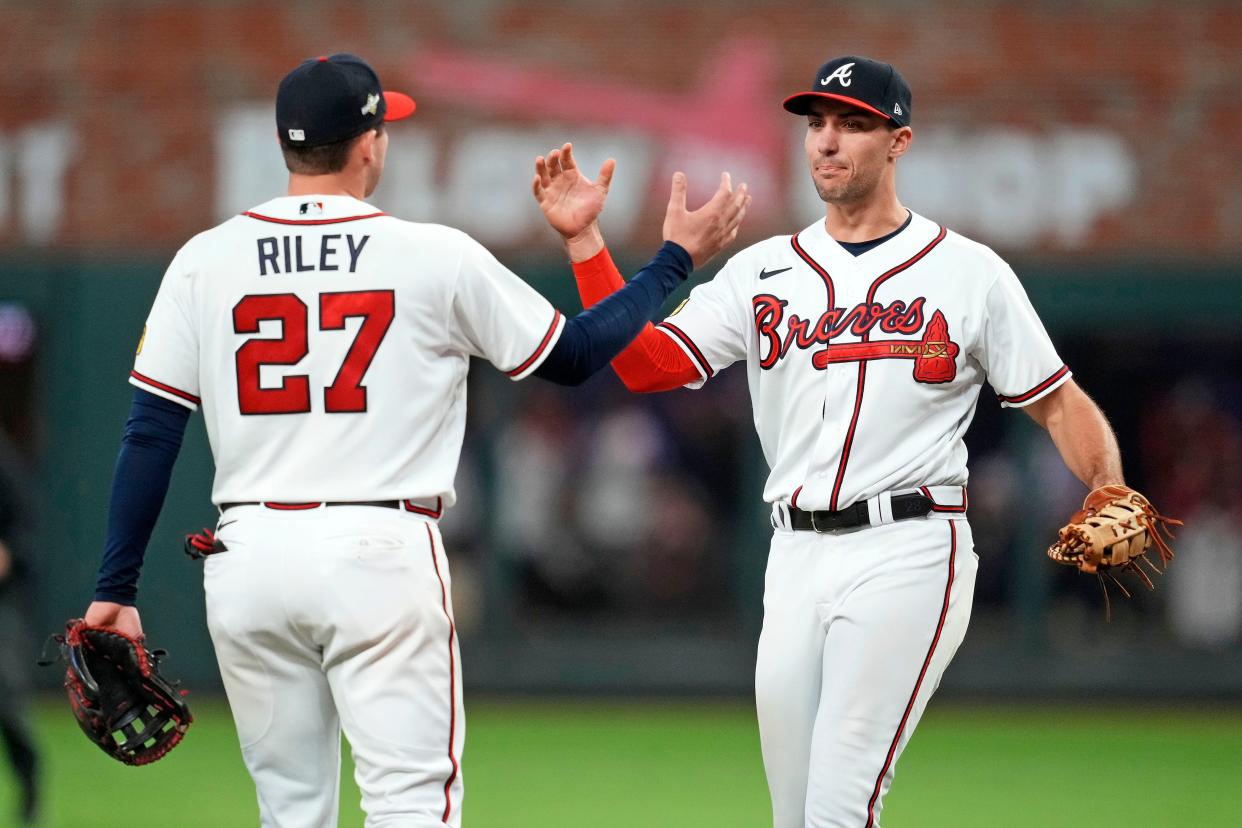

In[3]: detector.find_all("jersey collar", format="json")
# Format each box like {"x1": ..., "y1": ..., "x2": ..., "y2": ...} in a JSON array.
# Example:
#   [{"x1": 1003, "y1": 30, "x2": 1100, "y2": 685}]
[
  {"x1": 241, "y1": 195, "x2": 386, "y2": 225},
  {"x1": 795, "y1": 210, "x2": 942, "y2": 279}
]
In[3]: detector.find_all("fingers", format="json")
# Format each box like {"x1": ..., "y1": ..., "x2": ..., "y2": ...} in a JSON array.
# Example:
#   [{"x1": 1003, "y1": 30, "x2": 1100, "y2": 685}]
[
  {"x1": 667, "y1": 171, "x2": 688, "y2": 214},
  {"x1": 725, "y1": 183, "x2": 749, "y2": 222},
  {"x1": 597, "y1": 158, "x2": 616, "y2": 191},
  {"x1": 534, "y1": 155, "x2": 552, "y2": 190},
  {"x1": 560, "y1": 142, "x2": 576, "y2": 172}
]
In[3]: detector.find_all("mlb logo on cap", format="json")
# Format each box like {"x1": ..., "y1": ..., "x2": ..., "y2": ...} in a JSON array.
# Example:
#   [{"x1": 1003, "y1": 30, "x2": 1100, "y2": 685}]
[{"x1": 782, "y1": 55, "x2": 912, "y2": 127}]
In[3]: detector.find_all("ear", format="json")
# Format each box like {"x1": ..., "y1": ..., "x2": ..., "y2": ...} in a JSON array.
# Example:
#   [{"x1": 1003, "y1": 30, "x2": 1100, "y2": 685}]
[
  {"x1": 354, "y1": 129, "x2": 379, "y2": 164},
  {"x1": 889, "y1": 126, "x2": 913, "y2": 160}
]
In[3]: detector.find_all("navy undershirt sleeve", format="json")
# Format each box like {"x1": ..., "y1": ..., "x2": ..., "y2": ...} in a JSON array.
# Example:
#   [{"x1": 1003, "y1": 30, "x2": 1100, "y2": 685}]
[
  {"x1": 93, "y1": 388, "x2": 191, "y2": 604},
  {"x1": 533, "y1": 241, "x2": 693, "y2": 385}
]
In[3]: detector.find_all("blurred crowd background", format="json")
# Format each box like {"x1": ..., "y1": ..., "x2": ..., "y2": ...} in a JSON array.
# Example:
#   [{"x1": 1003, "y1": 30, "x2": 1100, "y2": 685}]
[{"x1": 0, "y1": 0, "x2": 1240, "y2": 706}]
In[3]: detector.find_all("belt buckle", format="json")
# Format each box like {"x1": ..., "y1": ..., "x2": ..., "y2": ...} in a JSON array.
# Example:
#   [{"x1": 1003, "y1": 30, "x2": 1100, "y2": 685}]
[{"x1": 810, "y1": 510, "x2": 828, "y2": 533}]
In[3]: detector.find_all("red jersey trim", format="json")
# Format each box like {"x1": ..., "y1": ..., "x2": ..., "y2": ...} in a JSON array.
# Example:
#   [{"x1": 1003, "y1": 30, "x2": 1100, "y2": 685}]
[
  {"x1": 506, "y1": 310, "x2": 562, "y2": 378},
  {"x1": 261, "y1": 502, "x2": 322, "y2": 510},
  {"x1": 920, "y1": 486, "x2": 969, "y2": 513},
  {"x1": 425, "y1": 525, "x2": 460, "y2": 822},
  {"x1": 240, "y1": 211, "x2": 387, "y2": 225},
  {"x1": 404, "y1": 497, "x2": 444, "y2": 519},
  {"x1": 130, "y1": 371, "x2": 202, "y2": 406},
  {"x1": 790, "y1": 234, "x2": 835, "y2": 308},
  {"x1": 997, "y1": 365, "x2": 1071, "y2": 404},
  {"x1": 828, "y1": 226, "x2": 948, "y2": 510},
  {"x1": 864, "y1": 520, "x2": 957, "y2": 828},
  {"x1": 656, "y1": 321, "x2": 714, "y2": 379}
]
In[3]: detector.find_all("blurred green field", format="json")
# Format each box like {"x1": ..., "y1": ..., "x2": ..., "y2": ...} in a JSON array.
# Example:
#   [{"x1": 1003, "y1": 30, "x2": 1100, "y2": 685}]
[{"x1": 2, "y1": 698, "x2": 1240, "y2": 826}]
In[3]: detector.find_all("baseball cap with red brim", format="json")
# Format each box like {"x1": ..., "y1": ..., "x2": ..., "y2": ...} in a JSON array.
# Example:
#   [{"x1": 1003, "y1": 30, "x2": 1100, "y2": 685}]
[
  {"x1": 782, "y1": 55, "x2": 912, "y2": 127},
  {"x1": 277, "y1": 53, "x2": 416, "y2": 147}
]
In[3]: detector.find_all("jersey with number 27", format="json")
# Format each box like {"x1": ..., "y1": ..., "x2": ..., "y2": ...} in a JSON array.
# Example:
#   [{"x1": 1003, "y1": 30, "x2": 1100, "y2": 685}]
[{"x1": 131, "y1": 195, "x2": 564, "y2": 506}]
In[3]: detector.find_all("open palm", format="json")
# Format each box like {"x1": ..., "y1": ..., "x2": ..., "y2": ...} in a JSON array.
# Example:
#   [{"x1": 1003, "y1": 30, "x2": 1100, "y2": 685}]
[{"x1": 532, "y1": 143, "x2": 616, "y2": 240}]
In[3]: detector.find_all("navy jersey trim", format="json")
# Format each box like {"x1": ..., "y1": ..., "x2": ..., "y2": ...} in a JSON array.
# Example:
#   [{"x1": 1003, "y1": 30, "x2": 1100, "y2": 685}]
[
  {"x1": 997, "y1": 365, "x2": 1070, "y2": 404},
  {"x1": 656, "y1": 321, "x2": 714, "y2": 379},
  {"x1": 506, "y1": 310, "x2": 562, "y2": 377},
  {"x1": 130, "y1": 370, "x2": 201, "y2": 406}
]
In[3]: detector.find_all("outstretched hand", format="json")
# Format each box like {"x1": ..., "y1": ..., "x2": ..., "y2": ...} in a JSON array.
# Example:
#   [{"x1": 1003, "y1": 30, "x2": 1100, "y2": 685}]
[
  {"x1": 532, "y1": 143, "x2": 616, "y2": 252},
  {"x1": 663, "y1": 172, "x2": 750, "y2": 268}
]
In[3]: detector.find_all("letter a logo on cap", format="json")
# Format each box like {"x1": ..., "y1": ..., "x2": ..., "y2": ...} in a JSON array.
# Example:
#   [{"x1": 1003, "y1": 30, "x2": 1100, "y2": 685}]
[
  {"x1": 819, "y1": 62, "x2": 855, "y2": 87},
  {"x1": 361, "y1": 93, "x2": 380, "y2": 116}
]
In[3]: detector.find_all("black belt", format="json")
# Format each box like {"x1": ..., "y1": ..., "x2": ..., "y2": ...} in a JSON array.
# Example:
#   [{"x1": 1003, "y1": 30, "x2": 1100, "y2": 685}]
[
  {"x1": 220, "y1": 500, "x2": 403, "y2": 512},
  {"x1": 788, "y1": 493, "x2": 933, "y2": 532}
]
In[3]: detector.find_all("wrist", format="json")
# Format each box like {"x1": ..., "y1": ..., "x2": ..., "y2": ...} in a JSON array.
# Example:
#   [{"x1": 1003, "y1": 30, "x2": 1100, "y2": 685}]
[
  {"x1": 564, "y1": 223, "x2": 605, "y2": 263},
  {"x1": 658, "y1": 240, "x2": 694, "y2": 276}
]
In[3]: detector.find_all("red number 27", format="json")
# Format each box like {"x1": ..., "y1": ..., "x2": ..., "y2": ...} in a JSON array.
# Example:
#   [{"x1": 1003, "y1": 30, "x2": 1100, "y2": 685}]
[{"x1": 233, "y1": 290, "x2": 395, "y2": 415}]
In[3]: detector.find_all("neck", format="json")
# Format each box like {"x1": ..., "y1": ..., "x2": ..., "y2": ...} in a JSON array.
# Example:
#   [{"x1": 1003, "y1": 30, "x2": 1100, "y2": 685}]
[
  {"x1": 287, "y1": 173, "x2": 366, "y2": 200},
  {"x1": 823, "y1": 186, "x2": 906, "y2": 243}
]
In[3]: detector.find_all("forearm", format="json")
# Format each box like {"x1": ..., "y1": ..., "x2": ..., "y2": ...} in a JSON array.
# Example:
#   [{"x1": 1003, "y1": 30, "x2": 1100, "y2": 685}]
[
  {"x1": 1029, "y1": 382, "x2": 1124, "y2": 489},
  {"x1": 570, "y1": 247, "x2": 700, "y2": 392},
  {"x1": 533, "y1": 241, "x2": 692, "y2": 385},
  {"x1": 94, "y1": 389, "x2": 190, "y2": 604}
]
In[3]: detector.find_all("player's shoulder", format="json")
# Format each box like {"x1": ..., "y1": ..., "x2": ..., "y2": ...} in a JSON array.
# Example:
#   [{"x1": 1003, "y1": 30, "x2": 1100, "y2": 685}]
[
  {"x1": 703, "y1": 233, "x2": 797, "y2": 283},
  {"x1": 925, "y1": 217, "x2": 1015, "y2": 285}
]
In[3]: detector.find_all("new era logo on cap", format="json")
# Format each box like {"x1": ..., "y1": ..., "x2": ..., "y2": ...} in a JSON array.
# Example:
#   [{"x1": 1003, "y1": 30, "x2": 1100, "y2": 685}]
[
  {"x1": 783, "y1": 55, "x2": 912, "y2": 127},
  {"x1": 276, "y1": 53, "x2": 416, "y2": 148}
]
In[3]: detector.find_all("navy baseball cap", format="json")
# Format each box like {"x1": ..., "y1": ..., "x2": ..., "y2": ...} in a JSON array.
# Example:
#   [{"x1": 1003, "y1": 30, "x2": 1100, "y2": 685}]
[
  {"x1": 782, "y1": 56, "x2": 912, "y2": 127},
  {"x1": 276, "y1": 53, "x2": 416, "y2": 147}
]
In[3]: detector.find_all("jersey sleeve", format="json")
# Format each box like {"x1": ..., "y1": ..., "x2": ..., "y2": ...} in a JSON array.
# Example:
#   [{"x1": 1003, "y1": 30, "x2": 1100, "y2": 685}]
[
  {"x1": 976, "y1": 264, "x2": 1071, "y2": 408},
  {"x1": 449, "y1": 233, "x2": 564, "y2": 380},
  {"x1": 652, "y1": 256, "x2": 749, "y2": 389},
  {"x1": 129, "y1": 249, "x2": 202, "y2": 410}
]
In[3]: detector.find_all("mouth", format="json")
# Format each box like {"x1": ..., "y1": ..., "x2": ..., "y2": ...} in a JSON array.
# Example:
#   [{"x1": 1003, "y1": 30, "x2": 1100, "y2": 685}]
[{"x1": 815, "y1": 162, "x2": 848, "y2": 175}]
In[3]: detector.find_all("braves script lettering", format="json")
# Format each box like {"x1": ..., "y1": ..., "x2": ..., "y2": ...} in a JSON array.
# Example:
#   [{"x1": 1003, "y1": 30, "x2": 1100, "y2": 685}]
[{"x1": 753, "y1": 294, "x2": 926, "y2": 368}]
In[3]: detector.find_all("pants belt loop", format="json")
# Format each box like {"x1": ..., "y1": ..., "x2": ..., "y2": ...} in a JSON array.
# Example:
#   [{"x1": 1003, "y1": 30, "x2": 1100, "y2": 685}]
[
  {"x1": 865, "y1": 495, "x2": 883, "y2": 526},
  {"x1": 771, "y1": 502, "x2": 789, "y2": 530}
]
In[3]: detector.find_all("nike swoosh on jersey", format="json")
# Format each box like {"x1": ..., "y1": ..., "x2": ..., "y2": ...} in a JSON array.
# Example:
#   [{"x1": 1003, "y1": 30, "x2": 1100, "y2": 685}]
[{"x1": 758, "y1": 266, "x2": 792, "y2": 280}]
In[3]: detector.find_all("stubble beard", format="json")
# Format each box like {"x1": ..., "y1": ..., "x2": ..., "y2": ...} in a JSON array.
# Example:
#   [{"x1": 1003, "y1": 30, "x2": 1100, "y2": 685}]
[{"x1": 813, "y1": 162, "x2": 882, "y2": 205}]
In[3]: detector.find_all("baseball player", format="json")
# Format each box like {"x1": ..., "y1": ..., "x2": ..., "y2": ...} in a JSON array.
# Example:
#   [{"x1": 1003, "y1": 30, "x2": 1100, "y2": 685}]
[
  {"x1": 79, "y1": 53, "x2": 747, "y2": 827},
  {"x1": 536, "y1": 55, "x2": 1135, "y2": 827}
]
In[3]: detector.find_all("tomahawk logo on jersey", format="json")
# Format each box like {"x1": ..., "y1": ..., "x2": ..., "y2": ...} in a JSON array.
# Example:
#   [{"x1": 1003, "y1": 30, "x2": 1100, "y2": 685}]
[
  {"x1": 654, "y1": 211, "x2": 1070, "y2": 511},
  {"x1": 130, "y1": 194, "x2": 564, "y2": 507}
]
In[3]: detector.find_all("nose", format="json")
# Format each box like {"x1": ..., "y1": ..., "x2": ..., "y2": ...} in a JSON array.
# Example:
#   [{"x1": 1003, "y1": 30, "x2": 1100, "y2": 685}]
[{"x1": 814, "y1": 123, "x2": 839, "y2": 157}]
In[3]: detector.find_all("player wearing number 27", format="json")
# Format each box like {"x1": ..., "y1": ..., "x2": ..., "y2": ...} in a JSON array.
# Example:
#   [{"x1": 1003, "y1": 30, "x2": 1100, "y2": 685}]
[
  {"x1": 80, "y1": 54, "x2": 747, "y2": 827},
  {"x1": 537, "y1": 55, "x2": 1140, "y2": 826}
]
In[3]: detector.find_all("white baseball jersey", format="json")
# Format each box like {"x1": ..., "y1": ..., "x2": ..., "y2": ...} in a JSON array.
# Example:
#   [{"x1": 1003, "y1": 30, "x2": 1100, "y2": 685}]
[
  {"x1": 130, "y1": 194, "x2": 564, "y2": 506},
  {"x1": 657, "y1": 210, "x2": 1069, "y2": 511}
]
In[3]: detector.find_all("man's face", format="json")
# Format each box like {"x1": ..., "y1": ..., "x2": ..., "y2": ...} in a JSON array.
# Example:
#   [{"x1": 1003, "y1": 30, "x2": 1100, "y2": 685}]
[{"x1": 803, "y1": 100, "x2": 906, "y2": 204}]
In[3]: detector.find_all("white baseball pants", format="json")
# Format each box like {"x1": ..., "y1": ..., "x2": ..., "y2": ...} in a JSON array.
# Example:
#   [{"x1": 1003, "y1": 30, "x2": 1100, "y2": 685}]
[
  {"x1": 755, "y1": 518, "x2": 977, "y2": 828},
  {"x1": 204, "y1": 506, "x2": 464, "y2": 828}
]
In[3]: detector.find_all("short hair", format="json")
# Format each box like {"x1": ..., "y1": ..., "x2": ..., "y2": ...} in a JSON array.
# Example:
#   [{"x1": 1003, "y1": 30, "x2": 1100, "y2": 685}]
[{"x1": 280, "y1": 124, "x2": 383, "y2": 175}]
